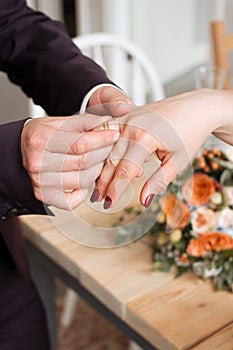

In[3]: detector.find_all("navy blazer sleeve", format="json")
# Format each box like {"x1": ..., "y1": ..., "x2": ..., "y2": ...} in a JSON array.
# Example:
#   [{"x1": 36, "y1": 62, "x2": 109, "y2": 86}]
[
  {"x1": 0, "y1": 0, "x2": 115, "y2": 219},
  {"x1": 0, "y1": 119, "x2": 48, "y2": 218},
  {"x1": 0, "y1": 0, "x2": 114, "y2": 116}
]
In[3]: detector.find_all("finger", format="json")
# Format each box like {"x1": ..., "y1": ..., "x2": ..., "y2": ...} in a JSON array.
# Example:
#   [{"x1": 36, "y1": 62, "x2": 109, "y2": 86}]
[
  {"x1": 95, "y1": 138, "x2": 129, "y2": 200},
  {"x1": 36, "y1": 187, "x2": 89, "y2": 211},
  {"x1": 38, "y1": 163, "x2": 104, "y2": 191},
  {"x1": 101, "y1": 142, "x2": 150, "y2": 208},
  {"x1": 136, "y1": 167, "x2": 145, "y2": 178},
  {"x1": 140, "y1": 157, "x2": 178, "y2": 207},
  {"x1": 63, "y1": 188, "x2": 89, "y2": 210},
  {"x1": 86, "y1": 87, "x2": 135, "y2": 117},
  {"x1": 46, "y1": 129, "x2": 120, "y2": 154},
  {"x1": 144, "y1": 154, "x2": 152, "y2": 163},
  {"x1": 39, "y1": 146, "x2": 113, "y2": 172},
  {"x1": 66, "y1": 163, "x2": 103, "y2": 189},
  {"x1": 94, "y1": 120, "x2": 120, "y2": 132},
  {"x1": 87, "y1": 102, "x2": 135, "y2": 117},
  {"x1": 105, "y1": 100, "x2": 135, "y2": 117},
  {"x1": 59, "y1": 114, "x2": 114, "y2": 132}
]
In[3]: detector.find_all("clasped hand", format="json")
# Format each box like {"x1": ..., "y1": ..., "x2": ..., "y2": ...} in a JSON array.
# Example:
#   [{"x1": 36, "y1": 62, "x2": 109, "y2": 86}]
[
  {"x1": 21, "y1": 114, "x2": 121, "y2": 210},
  {"x1": 22, "y1": 89, "x2": 233, "y2": 211},
  {"x1": 21, "y1": 85, "x2": 134, "y2": 211},
  {"x1": 93, "y1": 89, "x2": 233, "y2": 209}
]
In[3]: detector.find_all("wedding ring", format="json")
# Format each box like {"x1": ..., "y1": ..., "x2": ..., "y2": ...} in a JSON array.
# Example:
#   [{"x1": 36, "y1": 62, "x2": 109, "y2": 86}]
[
  {"x1": 107, "y1": 154, "x2": 119, "y2": 167},
  {"x1": 95, "y1": 120, "x2": 120, "y2": 131},
  {"x1": 103, "y1": 122, "x2": 109, "y2": 130}
]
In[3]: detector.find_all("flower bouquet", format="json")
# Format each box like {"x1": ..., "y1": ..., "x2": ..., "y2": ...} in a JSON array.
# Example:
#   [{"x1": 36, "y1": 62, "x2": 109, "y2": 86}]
[{"x1": 115, "y1": 147, "x2": 233, "y2": 292}]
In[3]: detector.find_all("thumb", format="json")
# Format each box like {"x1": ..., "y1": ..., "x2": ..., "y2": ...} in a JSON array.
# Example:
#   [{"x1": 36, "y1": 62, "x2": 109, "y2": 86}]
[
  {"x1": 87, "y1": 85, "x2": 135, "y2": 117},
  {"x1": 105, "y1": 88, "x2": 135, "y2": 116}
]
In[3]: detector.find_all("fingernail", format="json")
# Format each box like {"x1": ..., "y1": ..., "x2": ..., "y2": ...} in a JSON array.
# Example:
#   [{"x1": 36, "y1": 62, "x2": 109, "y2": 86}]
[
  {"x1": 104, "y1": 196, "x2": 112, "y2": 209},
  {"x1": 90, "y1": 188, "x2": 99, "y2": 203},
  {"x1": 112, "y1": 131, "x2": 120, "y2": 142},
  {"x1": 144, "y1": 194, "x2": 155, "y2": 208}
]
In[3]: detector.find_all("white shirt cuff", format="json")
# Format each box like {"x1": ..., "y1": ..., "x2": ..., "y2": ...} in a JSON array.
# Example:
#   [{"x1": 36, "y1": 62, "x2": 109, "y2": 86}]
[
  {"x1": 23, "y1": 118, "x2": 32, "y2": 126},
  {"x1": 79, "y1": 83, "x2": 122, "y2": 114}
]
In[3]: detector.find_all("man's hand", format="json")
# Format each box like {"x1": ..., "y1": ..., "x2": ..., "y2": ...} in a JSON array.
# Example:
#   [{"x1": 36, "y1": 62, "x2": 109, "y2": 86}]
[
  {"x1": 87, "y1": 85, "x2": 135, "y2": 117},
  {"x1": 21, "y1": 114, "x2": 120, "y2": 210}
]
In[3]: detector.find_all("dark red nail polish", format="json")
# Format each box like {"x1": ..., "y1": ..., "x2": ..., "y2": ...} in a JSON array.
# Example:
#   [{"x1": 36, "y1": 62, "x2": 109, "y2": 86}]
[
  {"x1": 144, "y1": 194, "x2": 155, "y2": 208},
  {"x1": 104, "y1": 196, "x2": 112, "y2": 209},
  {"x1": 90, "y1": 188, "x2": 99, "y2": 203}
]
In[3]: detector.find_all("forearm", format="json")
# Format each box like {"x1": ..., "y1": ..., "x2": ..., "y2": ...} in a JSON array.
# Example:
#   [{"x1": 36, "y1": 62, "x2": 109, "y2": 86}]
[
  {"x1": 147, "y1": 88, "x2": 233, "y2": 149},
  {"x1": 208, "y1": 89, "x2": 233, "y2": 145}
]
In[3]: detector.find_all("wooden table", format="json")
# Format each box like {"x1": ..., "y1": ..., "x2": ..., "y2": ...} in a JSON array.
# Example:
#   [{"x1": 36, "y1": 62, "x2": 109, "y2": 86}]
[{"x1": 19, "y1": 201, "x2": 233, "y2": 350}]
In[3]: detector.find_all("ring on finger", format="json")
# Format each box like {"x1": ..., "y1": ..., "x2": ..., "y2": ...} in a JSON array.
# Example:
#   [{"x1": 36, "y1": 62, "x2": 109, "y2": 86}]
[
  {"x1": 95, "y1": 121, "x2": 119, "y2": 132},
  {"x1": 107, "y1": 154, "x2": 119, "y2": 167}
]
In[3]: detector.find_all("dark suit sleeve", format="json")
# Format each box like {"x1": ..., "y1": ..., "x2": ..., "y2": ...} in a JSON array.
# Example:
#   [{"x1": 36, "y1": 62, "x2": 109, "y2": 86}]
[
  {"x1": 0, "y1": 1, "x2": 116, "y2": 219},
  {"x1": 0, "y1": 0, "x2": 114, "y2": 116},
  {"x1": 0, "y1": 119, "x2": 49, "y2": 219}
]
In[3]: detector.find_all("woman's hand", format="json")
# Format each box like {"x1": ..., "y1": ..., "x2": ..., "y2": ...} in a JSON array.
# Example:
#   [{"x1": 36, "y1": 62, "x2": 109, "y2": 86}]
[
  {"x1": 93, "y1": 89, "x2": 233, "y2": 209},
  {"x1": 21, "y1": 114, "x2": 120, "y2": 210}
]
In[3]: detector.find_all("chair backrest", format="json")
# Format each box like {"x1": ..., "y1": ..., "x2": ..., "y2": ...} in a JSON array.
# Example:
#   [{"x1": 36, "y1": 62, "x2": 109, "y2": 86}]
[
  {"x1": 29, "y1": 32, "x2": 165, "y2": 117},
  {"x1": 73, "y1": 32, "x2": 165, "y2": 105},
  {"x1": 210, "y1": 21, "x2": 233, "y2": 89}
]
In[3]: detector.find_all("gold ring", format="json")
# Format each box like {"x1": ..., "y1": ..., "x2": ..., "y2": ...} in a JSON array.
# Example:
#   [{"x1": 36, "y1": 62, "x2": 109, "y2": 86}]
[
  {"x1": 103, "y1": 122, "x2": 109, "y2": 130},
  {"x1": 94, "y1": 122, "x2": 109, "y2": 131},
  {"x1": 107, "y1": 154, "x2": 118, "y2": 167},
  {"x1": 94, "y1": 121, "x2": 120, "y2": 132}
]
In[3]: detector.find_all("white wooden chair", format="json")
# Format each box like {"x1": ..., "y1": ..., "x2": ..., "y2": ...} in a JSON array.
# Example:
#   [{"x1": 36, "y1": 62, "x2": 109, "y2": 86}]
[
  {"x1": 29, "y1": 32, "x2": 164, "y2": 117},
  {"x1": 73, "y1": 32, "x2": 165, "y2": 105}
]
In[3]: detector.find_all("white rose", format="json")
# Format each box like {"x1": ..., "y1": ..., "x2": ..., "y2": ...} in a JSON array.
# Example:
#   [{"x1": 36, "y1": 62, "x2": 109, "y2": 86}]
[
  {"x1": 191, "y1": 207, "x2": 216, "y2": 233},
  {"x1": 210, "y1": 192, "x2": 223, "y2": 205},
  {"x1": 223, "y1": 186, "x2": 233, "y2": 206},
  {"x1": 225, "y1": 146, "x2": 233, "y2": 162},
  {"x1": 218, "y1": 207, "x2": 233, "y2": 229}
]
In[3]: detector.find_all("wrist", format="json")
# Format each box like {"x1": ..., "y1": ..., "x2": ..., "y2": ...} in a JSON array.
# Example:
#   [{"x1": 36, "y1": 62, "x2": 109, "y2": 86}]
[
  {"x1": 208, "y1": 89, "x2": 233, "y2": 145},
  {"x1": 196, "y1": 89, "x2": 233, "y2": 131}
]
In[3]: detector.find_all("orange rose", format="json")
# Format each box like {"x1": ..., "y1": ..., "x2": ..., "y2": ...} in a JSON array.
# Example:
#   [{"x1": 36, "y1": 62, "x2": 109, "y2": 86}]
[
  {"x1": 186, "y1": 238, "x2": 205, "y2": 257},
  {"x1": 159, "y1": 194, "x2": 190, "y2": 229},
  {"x1": 187, "y1": 231, "x2": 233, "y2": 257},
  {"x1": 178, "y1": 253, "x2": 190, "y2": 265},
  {"x1": 182, "y1": 173, "x2": 215, "y2": 206}
]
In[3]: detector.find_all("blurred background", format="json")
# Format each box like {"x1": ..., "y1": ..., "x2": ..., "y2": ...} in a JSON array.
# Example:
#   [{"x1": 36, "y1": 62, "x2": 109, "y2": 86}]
[{"x1": 0, "y1": 0, "x2": 212, "y2": 123}]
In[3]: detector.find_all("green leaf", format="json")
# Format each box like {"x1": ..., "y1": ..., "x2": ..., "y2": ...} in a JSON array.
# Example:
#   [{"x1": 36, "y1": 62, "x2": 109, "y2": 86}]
[{"x1": 176, "y1": 265, "x2": 191, "y2": 277}]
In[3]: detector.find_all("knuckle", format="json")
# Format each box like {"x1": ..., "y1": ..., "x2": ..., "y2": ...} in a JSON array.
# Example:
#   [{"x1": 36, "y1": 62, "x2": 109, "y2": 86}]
[
  {"x1": 25, "y1": 158, "x2": 41, "y2": 174},
  {"x1": 115, "y1": 166, "x2": 129, "y2": 180},
  {"x1": 65, "y1": 197, "x2": 80, "y2": 211},
  {"x1": 25, "y1": 126, "x2": 45, "y2": 150},
  {"x1": 134, "y1": 129, "x2": 149, "y2": 145},
  {"x1": 65, "y1": 201, "x2": 75, "y2": 211},
  {"x1": 73, "y1": 136, "x2": 88, "y2": 155},
  {"x1": 33, "y1": 188, "x2": 42, "y2": 202},
  {"x1": 31, "y1": 174, "x2": 40, "y2": 188},
  {"x1": 76, "y1": 154, "x2": 87, "y2": 170}
]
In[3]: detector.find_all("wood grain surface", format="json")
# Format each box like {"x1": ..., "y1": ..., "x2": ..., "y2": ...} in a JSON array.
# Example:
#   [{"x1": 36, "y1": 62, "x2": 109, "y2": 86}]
[{"x1": 20, "y1": 203, "x2": 233, "y2": 350}]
